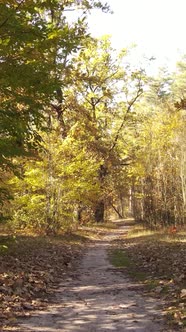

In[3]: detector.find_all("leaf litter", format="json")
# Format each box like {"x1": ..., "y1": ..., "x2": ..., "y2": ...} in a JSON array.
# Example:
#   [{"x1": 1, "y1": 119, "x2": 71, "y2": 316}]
[
  {"x1": 112, "y1": 225, "x2": 186, "y2": 330},
  {"x1": 0, "y1": 223, "x2": 185, "y2": 331},
  {"x1": 0, "y1": 232, "x2": 88, "y2": 331}
]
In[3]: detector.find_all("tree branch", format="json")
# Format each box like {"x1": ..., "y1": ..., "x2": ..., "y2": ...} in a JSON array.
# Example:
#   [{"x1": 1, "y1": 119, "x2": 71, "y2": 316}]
[
  {"x1": 109, "y1": 89, "x2": 143, "y2": 154},
  {"x1": 110, "y1": 202, "x2": 123, "y2": 218},
  {"x1": 0, "y1": 1, "x2": 24, "y2": 29}
]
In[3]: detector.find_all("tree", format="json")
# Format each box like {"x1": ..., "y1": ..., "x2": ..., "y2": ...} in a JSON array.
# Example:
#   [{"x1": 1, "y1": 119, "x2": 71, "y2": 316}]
[
  {"x1": 0, "y1": 0, "x2": 109, "y2": 215},
  {"x1": 130, "y1": 60, "x2": 186, "y2": 227},
  {"x1": 61, "y1": 37, "x2": 145, "y2": 222},
  {"x1": 172, "y1": 56, "x2": 186, "y2": 221},
  {"x1": 9, "y1": 120, "x2": 101, "y2": 233},
  {"x1": 3, "y1": 37, "x2": 145, "y2": 231}
]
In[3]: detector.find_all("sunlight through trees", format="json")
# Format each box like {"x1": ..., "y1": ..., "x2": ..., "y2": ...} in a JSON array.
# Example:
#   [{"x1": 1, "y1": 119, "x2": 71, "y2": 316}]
[{"x1": 0, "y1": 1, "x2": 186, "y2": 232}]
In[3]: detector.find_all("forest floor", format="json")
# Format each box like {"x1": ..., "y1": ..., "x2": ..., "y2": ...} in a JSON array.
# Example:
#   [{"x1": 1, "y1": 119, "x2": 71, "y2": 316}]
[{"x1": 0, "y1": 220, "x2": 185, "y2": 331}]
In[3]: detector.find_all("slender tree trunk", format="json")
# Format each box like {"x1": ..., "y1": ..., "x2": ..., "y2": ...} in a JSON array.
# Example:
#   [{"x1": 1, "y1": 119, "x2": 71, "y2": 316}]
[
  {"x1": 181, "y1": 146, "x2": 186, "y2": 223},
  {"x1": 94, "y1": 164, "x2": 107, "y2": 222},
  {"x1": 110, "y1": 202, "x2": 123, "y2": 219},
  {"x1": 45, "y1": 114, "x2": 53, "y2": 233},
  {"x1": 120, "y1": 194, "x2": 125, "y2": 218}
]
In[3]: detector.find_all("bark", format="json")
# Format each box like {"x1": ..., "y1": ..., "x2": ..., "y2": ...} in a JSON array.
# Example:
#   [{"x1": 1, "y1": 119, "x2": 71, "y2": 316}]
[
  {"x1": 94, "y1": 200, "x2": 105, "y2": 223},
  {"x1": 77, "y1": 206, "x2": 86, "y2": 224},
  {"x1": 94, "y1": 164, "x2": 108, "y2": 222}
]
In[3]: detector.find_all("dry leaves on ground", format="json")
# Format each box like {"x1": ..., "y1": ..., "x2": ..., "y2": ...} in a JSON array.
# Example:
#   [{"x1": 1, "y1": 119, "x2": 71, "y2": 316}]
[
  {"x1": 0, "y1": 232, "x2": 88, "y2": 331},
  {"x1": 114, "y1": 227, "x2": 186, "y2": 330}
]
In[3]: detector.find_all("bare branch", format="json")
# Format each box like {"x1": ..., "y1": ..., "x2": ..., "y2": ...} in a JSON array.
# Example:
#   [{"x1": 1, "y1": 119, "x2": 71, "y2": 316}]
[{"x1": 109, "y1": 89, "x2": 143, "y2": 154}]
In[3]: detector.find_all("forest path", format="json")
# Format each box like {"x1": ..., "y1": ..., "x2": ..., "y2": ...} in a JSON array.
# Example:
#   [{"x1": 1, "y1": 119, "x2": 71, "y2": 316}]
[{"x1": 17, "y1": 222, "x2": 166, "y2": 332}]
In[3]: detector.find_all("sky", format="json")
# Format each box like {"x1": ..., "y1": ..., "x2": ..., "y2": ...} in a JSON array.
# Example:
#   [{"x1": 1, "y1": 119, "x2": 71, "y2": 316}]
[{"x1": 87, "y1": 0, "x2": 186, "y2": 74}]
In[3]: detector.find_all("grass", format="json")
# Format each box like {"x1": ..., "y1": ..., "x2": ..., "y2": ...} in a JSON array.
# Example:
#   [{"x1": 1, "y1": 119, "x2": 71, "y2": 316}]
[
  {"x1": 1, "y1": 221, "x2": 185, "y2": 329},
  {"x1": 109, "y1": 249, "x2": 131, "y2": 267},
  {"x1": 86, "y1": 221, "x2": 118, "y2": 230},
  {"x1": 126, "y1": 224, "x2": 186, "y2": 244},
  {"x1": 109, "y1": 248, "x2": 146, "y2": 281},
  {"x1": 113, "y1": 222, "x2": 186, "y2": 329},
  {"x1": 126, "y1": 225, "x2": 156, "y2": 238}
]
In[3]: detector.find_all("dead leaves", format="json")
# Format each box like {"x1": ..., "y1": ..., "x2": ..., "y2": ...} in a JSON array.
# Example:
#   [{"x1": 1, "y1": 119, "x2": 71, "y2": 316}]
[
  {"x1": 115, "y1": 232, "x2": 186, "y2": 330},
  {"x1": 181, "y1": 289, "x2": 186, "y2": 299},
  {"x1": 0, "y1": 234, "x2": 85, "y2": 331}
]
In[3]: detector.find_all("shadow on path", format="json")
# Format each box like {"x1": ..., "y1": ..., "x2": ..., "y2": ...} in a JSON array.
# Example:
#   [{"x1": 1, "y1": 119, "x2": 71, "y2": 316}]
[{"x1": 17, "y1": 223, "x2": 165, "y2": 332}]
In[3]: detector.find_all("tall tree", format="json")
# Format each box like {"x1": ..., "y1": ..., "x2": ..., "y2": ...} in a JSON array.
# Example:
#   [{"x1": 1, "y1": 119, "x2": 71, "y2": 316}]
[
  {"x1": 0, "y1": 0, "x2": 109, "y2": 213},
  {"x1": 130, "y1": 60, "x2": 186, "y2": 227},
  {"x1": 62, "y1": 37, "x2": 145, "y2": 222}
]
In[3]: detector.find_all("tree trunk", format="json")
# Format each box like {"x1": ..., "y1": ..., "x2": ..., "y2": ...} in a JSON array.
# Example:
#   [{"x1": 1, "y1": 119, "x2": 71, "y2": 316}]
[
  {"x1": 95, "y1": 200, "x2": 105, "y2": 223},
  {"x1": 110, "y1": 202, "x2": 123, "y2": 219},
  {"x1": 94, "y1": 164, "x2": 108, "y2": 222}
]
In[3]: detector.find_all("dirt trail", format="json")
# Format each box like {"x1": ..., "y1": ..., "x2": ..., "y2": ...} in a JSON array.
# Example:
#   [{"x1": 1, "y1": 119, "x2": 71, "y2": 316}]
[{"x1": 17, "y1": 224, "x2": 167, "y2": 332}]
